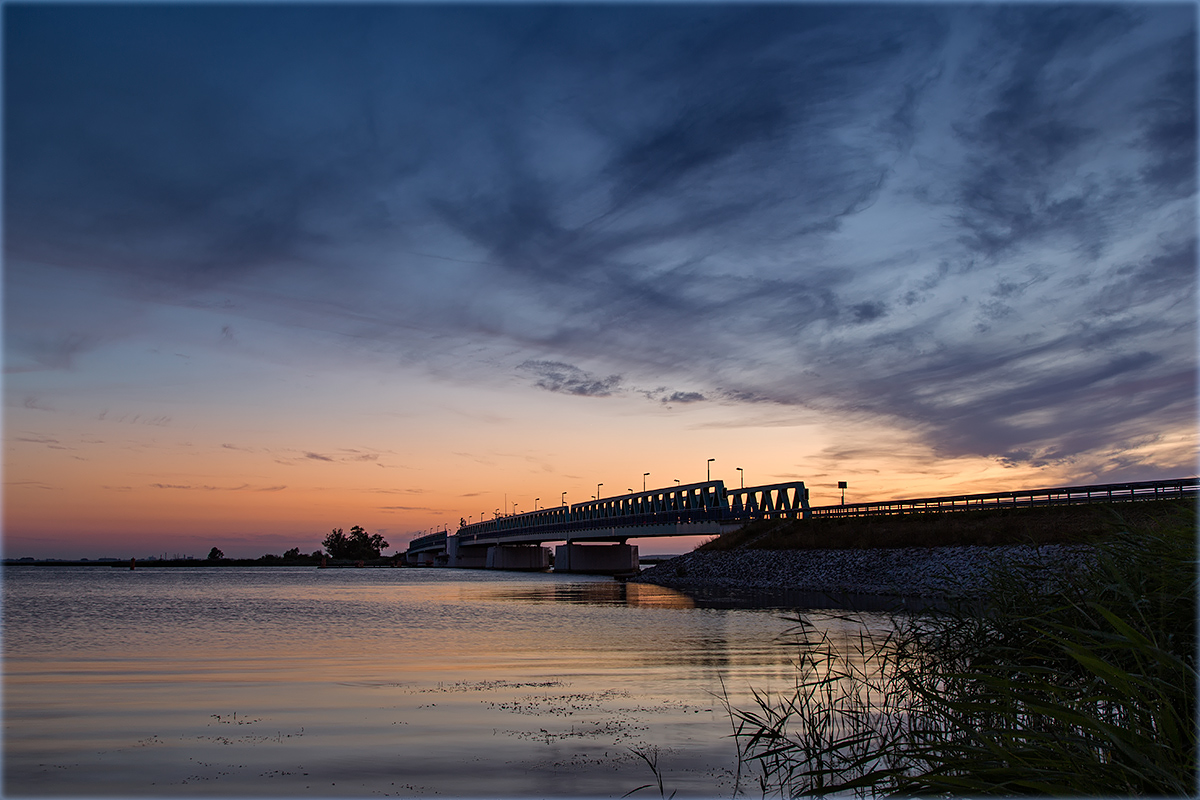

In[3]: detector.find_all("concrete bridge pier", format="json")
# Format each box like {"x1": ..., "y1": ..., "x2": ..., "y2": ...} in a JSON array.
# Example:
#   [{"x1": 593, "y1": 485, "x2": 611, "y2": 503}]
[
  {"x1": 554, "y1": 542, "x2": 639, "y2": 575},
  {"x1": 485, "y1": 544, "x2": 551, "y2": 571},
  {"x1": 446, "y1": 537, "x2": 488, "y2": 568}
]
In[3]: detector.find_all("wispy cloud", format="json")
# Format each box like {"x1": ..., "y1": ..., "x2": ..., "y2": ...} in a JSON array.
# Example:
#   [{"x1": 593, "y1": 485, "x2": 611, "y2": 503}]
[
  {"x1": 150, "y1": 483, "x2": 287, "y2": 492},
  {"x1": 4, "y1": 3, "x2": 1193, "y2": 481}
]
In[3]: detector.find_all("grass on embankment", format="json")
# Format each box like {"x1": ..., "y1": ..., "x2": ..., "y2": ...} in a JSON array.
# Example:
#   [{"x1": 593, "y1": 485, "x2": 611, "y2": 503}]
[
  {"x1": 699, "y1": 498, "x2": 1190, "y2": 551},
  {"x1": 726, "y1": 500, "x2": 1197, "y2": 796}
]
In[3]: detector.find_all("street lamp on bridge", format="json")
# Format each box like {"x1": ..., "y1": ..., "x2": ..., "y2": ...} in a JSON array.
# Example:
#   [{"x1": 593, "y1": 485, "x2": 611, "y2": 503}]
[
  {"x1": 643, "y1": 472, "x2": 650, "y2": 491},
  {"x1": 737, "y1": 467, "x2": 743, "y2": 488},
  {"x1": 597, "y1": 483, "x2": 603, "y2": 501},
  {"x1": 707, "y1": 458, "x2": 715, "y2": 481},
  {"x1": 561, "y1": 491, "x2": 567, "y2": 506},
  {"x1": 535, "y1": 498, "x2": 539, "y2": 510}
]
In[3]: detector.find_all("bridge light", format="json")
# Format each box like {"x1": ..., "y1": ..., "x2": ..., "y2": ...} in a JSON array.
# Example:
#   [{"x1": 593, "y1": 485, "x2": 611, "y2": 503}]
[
  {"x1": 534, "y1": 497, "x2": 539, "y2": 510},
  {"x1": 597, "y1": 483, "x2": 603, "y2": 500},
  {"x1": 737, "y1": 467, "x2": 743, "y2": 488},
  {"x1": 561, "y1": 491, "x2": 566, "y2": 506},
  {"x1": 643, "y1": 472, "x2": 650, "y2": 491},
  {"x1": 707, "y1": 458, "x2": 715, "y2": 481}
]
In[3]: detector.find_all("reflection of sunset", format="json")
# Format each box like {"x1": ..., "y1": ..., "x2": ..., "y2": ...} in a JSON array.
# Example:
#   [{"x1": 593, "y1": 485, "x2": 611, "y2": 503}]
[
  {"x1": 622, "y1": 583, "x2": 695, "y2": 609},
  {"x1": 471, "y1": 578, "x2": 695, "y2": 609}
]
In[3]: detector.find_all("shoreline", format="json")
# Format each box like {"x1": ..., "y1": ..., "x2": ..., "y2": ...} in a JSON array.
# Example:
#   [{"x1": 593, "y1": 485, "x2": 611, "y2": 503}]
[{"x1": 629, "y1": 543, "x2": 1097, "y2": 608}]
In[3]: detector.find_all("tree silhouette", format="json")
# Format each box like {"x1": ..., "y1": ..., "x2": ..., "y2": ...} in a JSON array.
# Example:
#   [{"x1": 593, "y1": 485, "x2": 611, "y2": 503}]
[
  {"x1": 207, "y1": 547, "x2": 224, "y2": 560},
  {"x1": 322, "y1": 525, "x2": 389, "y2": 559}
]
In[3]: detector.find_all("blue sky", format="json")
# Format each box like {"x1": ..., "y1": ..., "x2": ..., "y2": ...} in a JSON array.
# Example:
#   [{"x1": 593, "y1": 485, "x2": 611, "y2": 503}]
[{"x1": 4, "y1": 4, "x2": 1196, "y2": 557}]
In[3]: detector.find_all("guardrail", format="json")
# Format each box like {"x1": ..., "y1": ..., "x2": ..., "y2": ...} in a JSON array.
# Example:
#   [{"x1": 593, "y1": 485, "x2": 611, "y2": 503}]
[
  {"x1": 807, "y1": 477, "x2": 1197, "y2": 519},
  {"x1": 408, "y1": 531, "x2": 448, "y2": 551}
]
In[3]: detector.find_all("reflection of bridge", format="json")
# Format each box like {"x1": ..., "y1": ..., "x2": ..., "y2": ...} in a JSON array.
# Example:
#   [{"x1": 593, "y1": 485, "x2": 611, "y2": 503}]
[{"x1": 406, "y1": 480, "x2": 810, "y2": 573}]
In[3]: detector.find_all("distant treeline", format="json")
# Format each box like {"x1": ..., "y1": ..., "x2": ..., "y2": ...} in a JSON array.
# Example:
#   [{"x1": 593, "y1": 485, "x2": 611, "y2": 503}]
[
  {"x1": 4, "y1": 554, "x2": 405, "y2": 568},
  {"x1": 7, "y1": 525, "x2": 400, "y2": 568}
]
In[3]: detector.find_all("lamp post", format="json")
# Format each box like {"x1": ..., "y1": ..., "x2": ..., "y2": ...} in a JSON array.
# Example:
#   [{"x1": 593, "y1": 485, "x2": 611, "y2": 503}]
[
  {"x1": 707, "y1": 458, "x2": 715, "y2": 481},
  {"x1": 597, "y1": 483, "x2": 603, "y2": 501},
  {"x1": 643, "y1": 472, "x2": 650, "y2": 491},
  {"x1": 674, "y1": 479, "x2": 680, "y2": 486},
  {"x1": 737, "y1": 467, "x2": 743, "y2": 488},
  {"x1": 561, "y1": 491, "x2": 566, "y2": 506},
  {"x1": 535, "y1": 498, "x2": 539, "y2": 511}
]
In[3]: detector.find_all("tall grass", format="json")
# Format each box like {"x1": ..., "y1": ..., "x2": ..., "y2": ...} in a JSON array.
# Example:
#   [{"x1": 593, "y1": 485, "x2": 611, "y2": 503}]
[{"x1": 729, "y1": 504, "x2": 1197, "y2": 796}]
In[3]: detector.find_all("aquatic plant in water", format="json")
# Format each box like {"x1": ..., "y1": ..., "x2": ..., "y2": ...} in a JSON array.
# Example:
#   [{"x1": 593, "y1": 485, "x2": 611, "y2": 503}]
[{"x1": 728, "y1": 503, "x2": 1197, "y2": 796}]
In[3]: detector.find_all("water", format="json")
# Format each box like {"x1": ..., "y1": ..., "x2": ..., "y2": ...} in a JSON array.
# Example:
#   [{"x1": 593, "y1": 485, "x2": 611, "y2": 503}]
[{"x1": 4, "y1": 566, "x2": 893, "y2": 797}]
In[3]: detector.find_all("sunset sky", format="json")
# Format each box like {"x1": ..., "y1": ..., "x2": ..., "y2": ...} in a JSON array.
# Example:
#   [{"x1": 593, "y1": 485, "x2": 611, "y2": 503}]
[{"x1": 5, "y1": 4, "x2": 1196, "y2": 559}]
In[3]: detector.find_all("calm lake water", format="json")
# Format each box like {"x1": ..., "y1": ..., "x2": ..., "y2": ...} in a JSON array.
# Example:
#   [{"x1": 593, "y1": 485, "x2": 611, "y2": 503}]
[{"x1": 4, "y1": 566, "x2": 893, "y2": 797}]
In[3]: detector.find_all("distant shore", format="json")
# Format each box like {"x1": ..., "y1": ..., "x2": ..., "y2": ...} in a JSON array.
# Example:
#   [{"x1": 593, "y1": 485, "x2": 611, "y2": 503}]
[{"x1": 2, "y1": 557, "x2": 402, "y2": 568}]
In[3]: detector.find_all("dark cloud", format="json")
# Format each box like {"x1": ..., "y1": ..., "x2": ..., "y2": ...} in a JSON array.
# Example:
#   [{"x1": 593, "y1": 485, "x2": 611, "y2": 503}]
[
  {"x1": 519, "y1": 361, "x2": 621, "y2": 397},
  {"x1": 1135, "y1": 33, "x2": 1197, "y2": 198},
  {"x1": 849, "y1": 302, "x2": 888, "y2": 324},
  {"x1": 5, "y1": 5, "x2": 1194, "y2": 475},
  {"x1": 662, "y1": 392, "x2": 706, "y2": 404}
]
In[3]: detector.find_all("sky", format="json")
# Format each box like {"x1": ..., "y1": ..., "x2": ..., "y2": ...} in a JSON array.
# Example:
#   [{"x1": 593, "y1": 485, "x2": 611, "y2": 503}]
[{"x1": 4, "y1": 3, "x2": 1196, "y2": 559}]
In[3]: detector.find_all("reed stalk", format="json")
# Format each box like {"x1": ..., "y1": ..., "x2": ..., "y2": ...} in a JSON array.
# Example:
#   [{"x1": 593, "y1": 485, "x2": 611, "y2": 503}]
[{"x1": 727, "y1": 503, "x2": 1197, "y2": 796}]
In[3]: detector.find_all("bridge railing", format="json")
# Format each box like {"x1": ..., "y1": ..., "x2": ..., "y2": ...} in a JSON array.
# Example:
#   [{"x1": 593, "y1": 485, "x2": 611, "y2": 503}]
[
  {"x1": 408, "y1": 531, "x2": 448, "y2": 551},
  {"x1": 808, "y1": 477, "x2": 1197, "y2": 519}
]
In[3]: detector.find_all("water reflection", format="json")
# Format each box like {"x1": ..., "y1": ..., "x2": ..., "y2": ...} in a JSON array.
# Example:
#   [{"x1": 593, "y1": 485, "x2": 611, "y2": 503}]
[
  {"x1": 473, "y1": 579, "x2": 696, "y2": 608},
  {"x1": 4, "y1": 567, "x2": 903, "y2": 797}
]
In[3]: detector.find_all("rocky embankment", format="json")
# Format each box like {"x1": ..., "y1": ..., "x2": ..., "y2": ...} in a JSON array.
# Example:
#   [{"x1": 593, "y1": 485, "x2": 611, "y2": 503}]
[{"x1": 631, "y1": 544, "x2": 1095, "y2": 603}]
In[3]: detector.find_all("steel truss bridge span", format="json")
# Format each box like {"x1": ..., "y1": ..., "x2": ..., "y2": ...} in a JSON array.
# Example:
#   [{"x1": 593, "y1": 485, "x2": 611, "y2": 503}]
[{"x1": 453, "y1": 480, "x2": 810, "y2": 547}]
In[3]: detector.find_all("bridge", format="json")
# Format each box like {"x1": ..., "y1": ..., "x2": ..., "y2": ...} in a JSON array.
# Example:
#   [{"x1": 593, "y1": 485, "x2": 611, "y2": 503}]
[
  {"x1": 405, "y1": 476, "x2": 1196, "y2": 574},
  {"x1": 809, "y1": 477, "x2": 1197, "y2": 518},
  {"x1": 406, "y1": 479, "x2": 810, "y2": 573}
]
